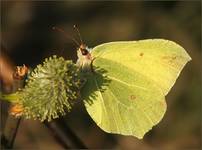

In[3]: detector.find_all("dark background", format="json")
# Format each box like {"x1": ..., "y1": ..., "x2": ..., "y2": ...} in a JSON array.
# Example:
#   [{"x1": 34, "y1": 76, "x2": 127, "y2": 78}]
[{"x1": 1, "y1": 1, "x2": 201, "y2": 149}]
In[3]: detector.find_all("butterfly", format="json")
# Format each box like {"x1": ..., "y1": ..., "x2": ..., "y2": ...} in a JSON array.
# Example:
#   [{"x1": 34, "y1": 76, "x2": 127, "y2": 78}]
[{"x1": 54, "y1": 26, "x2": 191, "y2": 139}]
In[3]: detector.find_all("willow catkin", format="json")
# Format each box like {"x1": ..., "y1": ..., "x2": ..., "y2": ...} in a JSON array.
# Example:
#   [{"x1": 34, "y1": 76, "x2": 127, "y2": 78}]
[{"x1": 18, "y1": 55, "x2": 81, "y2": 122}]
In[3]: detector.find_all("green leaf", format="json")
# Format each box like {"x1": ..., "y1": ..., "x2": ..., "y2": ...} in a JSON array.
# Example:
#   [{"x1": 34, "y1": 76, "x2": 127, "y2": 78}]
[
  {"x1": 81, "y1": 39, "x2": 191, "y2": 139},
  {"x1": 0, "y1": 92, "x2": 20, "y2": 103}
]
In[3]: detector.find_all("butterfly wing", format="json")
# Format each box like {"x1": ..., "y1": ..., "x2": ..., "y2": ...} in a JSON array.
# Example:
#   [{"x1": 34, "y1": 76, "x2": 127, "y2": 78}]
[
  {"x1": 91, "y1": 39, "x2": 191, "y2": 95},
  {"x1": 82, "y1": 39, "x2": 191, "y2": 138}
]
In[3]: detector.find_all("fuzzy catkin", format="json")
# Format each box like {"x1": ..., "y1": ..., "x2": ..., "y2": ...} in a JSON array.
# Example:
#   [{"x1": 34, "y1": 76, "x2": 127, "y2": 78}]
[{"x1": 19, "y1": 55, "x2": 81, "y2": 121}]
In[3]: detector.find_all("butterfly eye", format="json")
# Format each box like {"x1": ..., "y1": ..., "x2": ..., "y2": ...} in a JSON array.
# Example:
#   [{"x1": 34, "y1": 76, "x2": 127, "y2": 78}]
[{"x1": 80, "y1": 48, "x2": 89, "y2": 55}]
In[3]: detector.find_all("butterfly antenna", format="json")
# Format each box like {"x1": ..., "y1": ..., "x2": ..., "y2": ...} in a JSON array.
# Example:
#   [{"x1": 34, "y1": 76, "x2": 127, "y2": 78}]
[
  {"x1": 52, "y1": 26, "x2": 80, "y2": 47},
  {"x1": 73, "y1": 25, "x2": 83, "y2": 44}
]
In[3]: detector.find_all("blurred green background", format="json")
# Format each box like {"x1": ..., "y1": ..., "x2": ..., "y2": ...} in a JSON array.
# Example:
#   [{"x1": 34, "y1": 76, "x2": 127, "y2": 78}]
[{"x1": 1, "y1": 1, "x2": 201, "y2": 149}]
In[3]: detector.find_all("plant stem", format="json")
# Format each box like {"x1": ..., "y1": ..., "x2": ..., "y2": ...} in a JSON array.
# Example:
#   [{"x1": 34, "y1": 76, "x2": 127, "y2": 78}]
[
  {"x1": 44, "y1": 118, "x2": 86, "y2": 149},
  {"x1": 1, "y1": 68, "x2": 25, "y2": 149},
  {"x1": 1, "y1": 117, "x2": 21, "y2": 148}
]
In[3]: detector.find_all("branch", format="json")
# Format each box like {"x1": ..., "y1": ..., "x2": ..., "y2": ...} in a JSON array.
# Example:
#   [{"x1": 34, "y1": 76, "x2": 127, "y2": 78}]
[
  {"x1": 1, "y1": 64, "x2": 28, "y2": 149},
  {"x1": 44, "y1": 118, "x2": 86, "y2": 149}
]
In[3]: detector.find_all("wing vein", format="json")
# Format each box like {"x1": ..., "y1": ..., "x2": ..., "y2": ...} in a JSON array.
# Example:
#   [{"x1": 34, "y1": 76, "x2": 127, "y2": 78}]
[
  {"x1": 94, "y1": 77, "x2": 111, "y2": 130},
  {"x1": 107, "y1": 76, "x2": 148, "y2": 91}
]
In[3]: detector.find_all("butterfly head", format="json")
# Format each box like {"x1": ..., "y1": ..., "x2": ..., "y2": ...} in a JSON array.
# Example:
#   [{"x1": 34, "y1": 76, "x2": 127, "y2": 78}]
[
  {"x1": 77, "y1": 43, "x2": 93, "y2": 72},
  {"x1": 52, "y1": 25, "x2": 93, "y2": 71},
  {"x1": 79, "y1": 43, "x2": 89, "y2": 55}
]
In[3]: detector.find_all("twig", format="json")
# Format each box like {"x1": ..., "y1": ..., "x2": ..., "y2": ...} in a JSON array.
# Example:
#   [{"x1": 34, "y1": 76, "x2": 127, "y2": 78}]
[
  {"x1": 1, "y1": 117, "x2": 21, "y2": 148},
  {"x1": 44, "y1": 118, "x2": 87, "y2": 149},
  {"x1": 1, "y1": 64, "x2": 27, "y2": 149}
]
